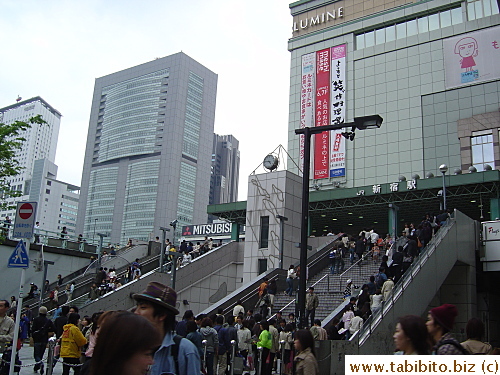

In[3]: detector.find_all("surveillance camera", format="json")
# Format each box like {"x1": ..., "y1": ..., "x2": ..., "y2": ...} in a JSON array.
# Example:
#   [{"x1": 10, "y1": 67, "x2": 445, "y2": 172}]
[{"x1": 170, "y1": 220, "x2": 178, "y2": 226}]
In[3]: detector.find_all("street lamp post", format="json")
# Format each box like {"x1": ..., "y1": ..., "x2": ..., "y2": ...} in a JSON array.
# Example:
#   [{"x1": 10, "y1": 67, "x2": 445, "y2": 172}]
[
  {"x1": 295, "y1": 115, "x2": 382, "y2": 329},
  {"x1": 159, "y1": 226, "x2": 171, "y2": 273},
  {"x1": 93, "y1": 218, "x2": 98, "y2": 244},
  {"x1": 439, "y1": 164, "x2": 448, "y2": 211}
]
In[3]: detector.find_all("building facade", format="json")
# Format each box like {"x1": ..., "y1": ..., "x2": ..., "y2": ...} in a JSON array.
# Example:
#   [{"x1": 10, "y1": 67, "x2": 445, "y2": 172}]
[
  {"x1": 210, "y1": 134, "x2": 240, "y2": 206},
  {"x1": 287, "y1": 0, "x2": 499, "y2": 191},
  {"x1": 28, "y1": 159, "x2": 80, "y2": 236},
  {"x1": 0, "y1": 97, "x2": 62, "y2": 222},
  {"x1": 76, "y1": 53, "x2": 218, "y2": 245}
]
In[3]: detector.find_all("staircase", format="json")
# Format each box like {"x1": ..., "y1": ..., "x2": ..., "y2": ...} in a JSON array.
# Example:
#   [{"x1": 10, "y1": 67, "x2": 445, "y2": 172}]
[{"x1": 271, "y1": 253, "x2": 381, "y2": 322}]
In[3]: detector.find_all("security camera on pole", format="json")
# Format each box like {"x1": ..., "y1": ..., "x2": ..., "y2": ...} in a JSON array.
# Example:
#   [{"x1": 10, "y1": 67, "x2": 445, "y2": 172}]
[{"x1": 8, "y1": 202, "x2": 37, "y2": 375}]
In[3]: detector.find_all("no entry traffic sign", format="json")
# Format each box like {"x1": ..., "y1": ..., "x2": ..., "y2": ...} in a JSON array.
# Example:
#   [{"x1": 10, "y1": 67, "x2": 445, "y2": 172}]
[
  {"x1": 14, "y1": 202, "x2": 37, "y2": 239},
  {"x1": 19, "y1": 203, "x2": 34, "y2": 220}
]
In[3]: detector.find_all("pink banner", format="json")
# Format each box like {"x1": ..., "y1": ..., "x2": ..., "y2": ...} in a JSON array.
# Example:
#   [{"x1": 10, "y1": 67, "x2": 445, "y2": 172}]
[{"x1": 314, "y1": 48, "x2": 330, "y2": 179}]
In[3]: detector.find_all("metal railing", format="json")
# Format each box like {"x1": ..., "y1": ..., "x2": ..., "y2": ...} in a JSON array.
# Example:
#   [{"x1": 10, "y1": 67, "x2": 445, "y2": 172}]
[{"x1": 354, "y1": 216, "x2": 456, "y2": 346}]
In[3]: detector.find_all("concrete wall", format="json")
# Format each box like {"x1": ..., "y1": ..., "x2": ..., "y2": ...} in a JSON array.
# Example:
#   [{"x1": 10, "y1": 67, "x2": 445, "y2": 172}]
[
  {"x1": 0, "y1": 242, "x2": 92, "y2": 301},
  {"x1": 243, "y1": 170, "x2": 303, "y2": 282}
]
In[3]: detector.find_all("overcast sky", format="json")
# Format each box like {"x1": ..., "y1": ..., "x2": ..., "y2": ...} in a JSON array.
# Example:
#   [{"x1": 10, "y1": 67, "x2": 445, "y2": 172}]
[{"x1": 0, "y1": 0, "x2": 292, "y2": 200}]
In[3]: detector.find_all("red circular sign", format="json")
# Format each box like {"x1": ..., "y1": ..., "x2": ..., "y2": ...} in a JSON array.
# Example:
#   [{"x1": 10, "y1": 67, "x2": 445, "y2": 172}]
[{"x1": 19, "y1": 203, "x2": 33, "y2": 220}]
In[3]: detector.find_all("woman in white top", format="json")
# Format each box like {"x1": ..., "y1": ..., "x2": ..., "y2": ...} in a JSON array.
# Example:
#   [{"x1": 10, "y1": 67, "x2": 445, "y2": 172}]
[
  {"x1": 237, "y1": 320, "x2": 252, "y2": 368},
  {"x1": 370, "y1": 289, "x2": 384, "y2": 315},
  {"x1": 285, "y1": 265, "x2": 296, "y2": 296}
]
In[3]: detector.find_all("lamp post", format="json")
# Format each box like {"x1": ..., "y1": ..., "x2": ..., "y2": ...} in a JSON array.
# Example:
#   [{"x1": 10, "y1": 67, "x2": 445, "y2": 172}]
[
  {"x1": 295, "y1": 115, "x2": 382, "y2": 329},
  {"x1": 439, "y1": 164, "x2": 448, "y2": 211},
  {"x1": 93, "y1": 218, "x2": 98, "y2": 244},
  {"x1": 170, "y1": 220, "x2": 178, "y2": 246},
  {"x1": 159, "y1": 226, "x2": 171, "y2": 273}
]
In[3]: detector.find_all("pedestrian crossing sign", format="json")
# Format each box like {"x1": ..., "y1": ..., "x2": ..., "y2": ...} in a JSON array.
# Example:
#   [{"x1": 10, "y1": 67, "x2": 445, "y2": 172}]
[{"x1": 8, "y1": 240, "x2": 29, "y2": 268}]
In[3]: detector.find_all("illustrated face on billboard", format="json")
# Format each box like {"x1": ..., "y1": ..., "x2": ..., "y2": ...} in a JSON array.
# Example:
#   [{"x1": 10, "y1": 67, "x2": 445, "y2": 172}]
[{"x1": 454, "y1": 37, "x2": 478, "y2": 72}]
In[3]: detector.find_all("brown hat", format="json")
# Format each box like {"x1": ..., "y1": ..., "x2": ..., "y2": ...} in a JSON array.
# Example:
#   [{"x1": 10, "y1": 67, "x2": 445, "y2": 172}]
[
  {"x1": 430, "y1": 303, "x2": 458, "y2": 331},
  {"x1": 133, "y1": 281, "x2": 179, "y2": 315}
]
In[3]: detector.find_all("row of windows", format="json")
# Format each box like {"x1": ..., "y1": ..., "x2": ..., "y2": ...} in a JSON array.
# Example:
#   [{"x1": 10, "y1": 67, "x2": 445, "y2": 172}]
[
  {"x1": 59, "y1": 214, "x2": 76, "y2": 221},
  {"x1": 467, "y1": 0, "x2": 499, "y2": 20},
  {"x1": 61, "y1": 202, "x2": 78, "y2": 209},
  {"x1": 60, "y1": 208, "x2": 77, "y2": 215},
  {"x1": 356, "y1": 7, "x2": 462, "y2": 49},
  {"x1": 99, "y1": 116, "x2": 157, "y2": 137}
]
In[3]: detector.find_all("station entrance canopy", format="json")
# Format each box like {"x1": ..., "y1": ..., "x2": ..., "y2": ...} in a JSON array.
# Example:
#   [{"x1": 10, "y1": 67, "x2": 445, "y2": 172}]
[{"x1": 207, "y1": 170, "x2": 500, "y2": 237}]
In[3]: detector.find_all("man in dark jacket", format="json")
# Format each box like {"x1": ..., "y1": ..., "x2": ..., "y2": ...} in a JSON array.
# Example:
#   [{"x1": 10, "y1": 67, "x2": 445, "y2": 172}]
[
  {"x1": 355, "y1": 236, "x2": 365, "y2": 265},
  {"x1": 32, "y1": 306, "x2": 55, "y2": 374}
]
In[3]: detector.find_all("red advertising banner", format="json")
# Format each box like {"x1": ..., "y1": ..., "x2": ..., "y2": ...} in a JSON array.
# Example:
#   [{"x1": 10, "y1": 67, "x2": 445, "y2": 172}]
[{"x1": 314, "y1": 48, "x2": 330, "y2": 179}]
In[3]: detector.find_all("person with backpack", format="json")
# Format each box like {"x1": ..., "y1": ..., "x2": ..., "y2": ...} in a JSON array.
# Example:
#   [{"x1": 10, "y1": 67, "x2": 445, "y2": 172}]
[
  {"x1": 427, "y1": 304, "x2": 467, "y2": 355},
  {"x1": 133, "y1": 282, "x2": 201, "y2": 375}
]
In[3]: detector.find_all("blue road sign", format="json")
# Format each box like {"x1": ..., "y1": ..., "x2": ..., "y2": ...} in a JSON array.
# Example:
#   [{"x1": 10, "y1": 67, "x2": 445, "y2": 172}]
[{"x1": 8, "y1": 240, "x2": 29, "y2": 268}]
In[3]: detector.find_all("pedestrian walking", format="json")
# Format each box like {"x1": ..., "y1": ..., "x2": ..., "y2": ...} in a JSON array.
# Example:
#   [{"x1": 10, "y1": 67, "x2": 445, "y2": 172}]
[{"x1": 133, "y1": 281, "x2": 201, "y2": 375}]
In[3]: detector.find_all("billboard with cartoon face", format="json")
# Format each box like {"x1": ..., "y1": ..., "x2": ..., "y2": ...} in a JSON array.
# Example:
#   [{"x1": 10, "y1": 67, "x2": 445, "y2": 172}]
[{"x1": 444, "y1": 25, "x2": 500, "y2": 88}]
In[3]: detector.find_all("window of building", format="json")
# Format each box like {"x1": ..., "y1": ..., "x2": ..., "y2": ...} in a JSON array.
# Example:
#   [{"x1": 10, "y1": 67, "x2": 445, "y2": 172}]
[
  {"x1": 468, "y1": 0, "x2": 499, "y2": 19},
  {"x1": 471, "y1": 132, "x2": 495, "y2": 171},
  {"x1": 355, "y1": 6, "x2": 464, "y2": 50},
  {"x1": 45, "y1": 189, "x2": 50, "y2": 194},
  {"x1": 47, "y1": 180, "x2": 52, "y2": 186},
  {"x1": 260, "y1": 216, "x2": 269, "y2": 248}
]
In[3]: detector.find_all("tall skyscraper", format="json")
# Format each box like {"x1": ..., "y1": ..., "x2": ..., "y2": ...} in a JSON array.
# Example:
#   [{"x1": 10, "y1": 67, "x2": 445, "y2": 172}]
[
  {"x1": 210, "y1": 134, "x2": 240, "y2": 205},
  {"x1": 0, "y1": 97, "x2": 62, "y2": 223},
  {"x1": 76, "y1": 53, "x2": 218, "y2": 244}
]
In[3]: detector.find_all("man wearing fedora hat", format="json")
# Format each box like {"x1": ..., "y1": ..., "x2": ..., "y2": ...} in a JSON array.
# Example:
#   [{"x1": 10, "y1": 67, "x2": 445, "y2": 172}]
[{"x1": 134, "y1": 281, "x2": 200, "y2": 375}]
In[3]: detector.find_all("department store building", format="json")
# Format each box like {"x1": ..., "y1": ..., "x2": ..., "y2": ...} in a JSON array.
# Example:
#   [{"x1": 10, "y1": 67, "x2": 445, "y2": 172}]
[{"x1": 285, "y1": 0, "x2": 500, "y2": 235}]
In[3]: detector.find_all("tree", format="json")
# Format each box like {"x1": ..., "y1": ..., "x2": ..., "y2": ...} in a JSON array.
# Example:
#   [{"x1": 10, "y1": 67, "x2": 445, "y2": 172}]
[{"x1": 0, "y1": 115, "x2": 47, "y2": 236}]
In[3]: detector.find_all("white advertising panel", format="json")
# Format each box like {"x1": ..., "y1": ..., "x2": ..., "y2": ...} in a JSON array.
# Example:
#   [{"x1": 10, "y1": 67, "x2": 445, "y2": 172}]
[
  {"x1": 299, "y1": 53, "x2": 316, "y2": 169},
  {"x1": 444, "y1": 25, "x2": 500, "y2": 88}
]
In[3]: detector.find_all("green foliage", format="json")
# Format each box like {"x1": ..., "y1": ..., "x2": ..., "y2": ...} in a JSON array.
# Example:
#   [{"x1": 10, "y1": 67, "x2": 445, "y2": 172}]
[{"x1": 0, "y1": 114, "x2": 47, "y2": 213}]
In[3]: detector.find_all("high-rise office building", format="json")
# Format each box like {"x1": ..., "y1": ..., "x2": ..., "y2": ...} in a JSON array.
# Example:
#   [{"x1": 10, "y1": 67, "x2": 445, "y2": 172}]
[
  {"x1": 76, "y1": 53, "x2": 218, "y2": 245},
  {"x1": 0, "y1": 97, "x2": 63, "y2": 224},
  {"x1": 210, "y1": 134, "x2": 240, "y2": 205}
]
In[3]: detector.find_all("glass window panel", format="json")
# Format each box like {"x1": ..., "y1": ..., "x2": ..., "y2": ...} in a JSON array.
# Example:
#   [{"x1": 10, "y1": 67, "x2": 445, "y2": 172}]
[
  {"x1": 356, "y1": 34, "x2": 365, "y2": 49},
  {"x1": 440, "y1": 10, "x2": 452, "y2": 27},
  {"x1": 484, "y1": 0, "x2": 492, "y2": 16},
  {"x1": 475, "y1": 0, "x2": 484, "y2": 18},
  {"x1": 451, "y1": 7, "x2": 463, "y2": 24},
  {"x1": 418, "y1": 16, "x2": 429, "y2": 33},
  {"x1": 376, "y1": 28, "x2": 386, "y2": 44},
  {"x1": 386, "y1": 25, "x2": 396, "y2": 41},
  {"x1": 483, "y1": 143, "x2": 494, "y2": 163},
  {"x1": 429, "y1": 13, "x2": 440, "y2": 30},
  {"x1": 472, "y1": 144, "x2": 483, "y2": 164},
  {"x1": 468, "y1": 1, "x2": 476, "y2": 20},
  {"x1": 471, "y1": 137, "x2": 477, "y2": 145},
  {"x1": 407, "y1": 19, "x2": 418, "y2": 36},
  {"x1": 493, "y1": 0, "x2": 499, "y2": 15},
  {"x1": 396, "y1": 23, "x2": 407, "y2": 39},
  {"x1": 365, "y1": 30, "x2": 375, "y2": 47}
]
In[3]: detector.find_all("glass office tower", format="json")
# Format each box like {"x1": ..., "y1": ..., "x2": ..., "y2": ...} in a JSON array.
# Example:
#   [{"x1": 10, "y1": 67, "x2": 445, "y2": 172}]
[{"x1": 76, "y1": 53, "x2": 218, "y2": 245}]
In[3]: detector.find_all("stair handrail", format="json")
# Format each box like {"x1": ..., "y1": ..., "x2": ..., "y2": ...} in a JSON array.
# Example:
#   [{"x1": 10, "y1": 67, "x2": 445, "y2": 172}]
[
  {"x1": 354, "y1": 216, "x2": 456, "y2": 346},
  {"x1": 272, "y1": 249, "x2": 374, "y2": 320}
]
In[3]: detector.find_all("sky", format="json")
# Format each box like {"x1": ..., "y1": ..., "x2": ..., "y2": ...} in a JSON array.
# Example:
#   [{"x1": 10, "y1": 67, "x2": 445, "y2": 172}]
[{"x1": 0, "y1": 0, "x2": 292, "y2": 200}]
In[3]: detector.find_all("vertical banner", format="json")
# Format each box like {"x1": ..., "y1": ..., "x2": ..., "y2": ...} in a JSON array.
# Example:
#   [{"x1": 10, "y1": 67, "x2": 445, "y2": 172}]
[
  {"x1": 314, "y1": 48, "x2": 331, "y2": 179},
  {"x1": 330, "y1": 44, "x2": 347, "y2": 178},
  {"x1": 300, "y1": 53, "x2": 316, "y2": 170}
]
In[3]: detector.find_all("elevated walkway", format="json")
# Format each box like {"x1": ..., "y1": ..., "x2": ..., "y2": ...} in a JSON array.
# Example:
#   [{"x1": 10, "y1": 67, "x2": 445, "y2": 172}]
[{"x1": 77, "y1": 241, "x2": 245, "y2": 316}]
